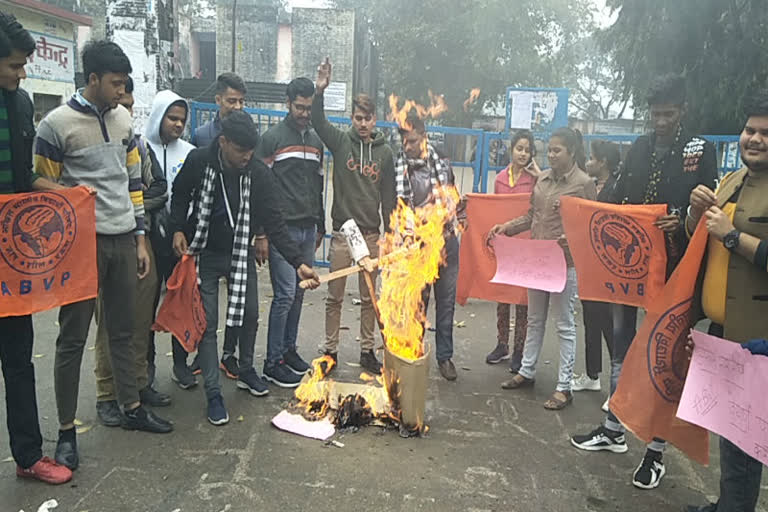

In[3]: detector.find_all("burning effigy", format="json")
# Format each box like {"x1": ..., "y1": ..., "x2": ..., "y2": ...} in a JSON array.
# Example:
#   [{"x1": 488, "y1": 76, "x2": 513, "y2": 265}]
[{"x1": 273, "y1": 91, "x2": 463, "y2": 440}]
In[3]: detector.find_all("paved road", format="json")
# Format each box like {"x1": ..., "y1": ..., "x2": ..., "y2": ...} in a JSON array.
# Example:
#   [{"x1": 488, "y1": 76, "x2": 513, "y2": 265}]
[{"x1": 2, "y1": 270, "x2": 766, "y2": 512}]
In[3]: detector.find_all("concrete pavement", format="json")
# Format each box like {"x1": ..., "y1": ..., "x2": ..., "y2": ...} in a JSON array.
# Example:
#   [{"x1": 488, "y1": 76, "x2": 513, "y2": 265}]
[{"x1": 1, "y1": 270, "x2": 766, "y2": 512}]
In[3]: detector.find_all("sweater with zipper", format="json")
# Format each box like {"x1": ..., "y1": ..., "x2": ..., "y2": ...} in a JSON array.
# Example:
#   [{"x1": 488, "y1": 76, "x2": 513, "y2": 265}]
[
  {"x1": 257, "y1": 115, "x2": 325, "y2": 233},
  {"x1": 34, "y1": 90, "x2": 145, "y2": 235},
  {"x1": 311, "y1": 93, "x2": 396, "y2": 233}
]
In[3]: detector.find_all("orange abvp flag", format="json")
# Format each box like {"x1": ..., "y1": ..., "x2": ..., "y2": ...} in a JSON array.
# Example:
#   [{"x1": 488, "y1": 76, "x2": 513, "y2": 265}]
[
  {"x1": 560, "y1": 197, "x2": 667, "y2": 308},
  {"x1": 457, "y1": 193, "x2": 531, "y2": 306},
  {"x1": 0, "y1": 187, "x2": 97, "y2": 317},
  {"x1": 153, "y1": 255, "x2": 206, "y2": 353},
  {"x1": 610, "y1": 224, "x2": 710, "y2": 465}
]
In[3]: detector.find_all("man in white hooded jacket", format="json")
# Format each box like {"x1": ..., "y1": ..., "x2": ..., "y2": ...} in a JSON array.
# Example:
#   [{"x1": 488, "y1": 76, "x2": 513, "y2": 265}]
[{"x1": 142, "y1": 91, "x2": 197, "y2": 390}]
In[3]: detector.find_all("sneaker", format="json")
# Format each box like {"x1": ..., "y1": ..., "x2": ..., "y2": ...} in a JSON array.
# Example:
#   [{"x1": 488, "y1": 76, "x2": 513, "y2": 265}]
[
  {"x1": 283, "y1": 349, "x2": 311, "y2": 375},
  {"x1": 263, "y1": 361, "x2": 302, "y2": 388},
  {"x1": 16, "y1": 457, "x2": 72, "y2": 485},
  {"x1": 220, "y1": 355, "x2": 239, "y2": 379},
  {"x1": 571, "y1": 373, "x2": 601, "y2": 392},
  {"x1": 96, "y1": 400, "x2": 122, "y2": 427},
  {"x1": 571, "y1": 425, "x2": 628, "y2": 453},
  {"x1": 190, "y1": 355, "x2": 201, "y2": 375},
  {"x1": 601, "y1": 396, "x2": 610, "y2": 413},
  {"x1": 207, "y1": 394, "x2": 229, "y2": 426},
  {"x1": 237, "y1": 368, "x2": 270, "y2": 396},
  {"x1": 485, "y1": 343, "x2": 510, "y2": 364},
  {"x1": 139, "y1": 386, "x2": 172, "y2": 407},
  {"x1": 54, "y1": 429, "x2": 78, "y2": 470},
  {"x1": 632, "y1": 450, "x2": 666, "y2": 489},
  {"x1": 172, "y1": 363, "x2": 198, "y2": 390},
  {"x1": 438, "y1": 359, "x2": 458, "y2": 381},
  {"x1": 360, "y1": 350, "x2": 382, "y2": 375}
]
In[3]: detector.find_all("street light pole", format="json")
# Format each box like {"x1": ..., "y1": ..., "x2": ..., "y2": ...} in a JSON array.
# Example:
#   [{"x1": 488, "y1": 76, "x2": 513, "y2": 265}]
[{"x1": 231, "y1": 0, "x2": 237, "y2": 72}]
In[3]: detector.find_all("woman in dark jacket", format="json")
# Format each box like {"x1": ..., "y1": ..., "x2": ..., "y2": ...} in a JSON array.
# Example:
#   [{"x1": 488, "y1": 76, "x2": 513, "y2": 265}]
[{"x1": 570, "y1": 140, "x2": 620, "y2": 412}]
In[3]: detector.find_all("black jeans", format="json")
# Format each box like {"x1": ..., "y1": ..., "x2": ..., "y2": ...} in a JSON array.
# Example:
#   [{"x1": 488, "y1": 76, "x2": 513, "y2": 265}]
[
  {"x1": 422, "y1": 234, "x2": 459, "y2": 362},
  {"x1": 197, "y1": 249, "x2": 259, "y2": 399},
  {"x1": 0, "y1": 315, "x2": 43, "y2": 469},
  {"x1": 581, "y1": 300, "x2": 614, "y2": 379},
  {"x1": 713, "y1": 436, "x2": 764, "y2": 512}
]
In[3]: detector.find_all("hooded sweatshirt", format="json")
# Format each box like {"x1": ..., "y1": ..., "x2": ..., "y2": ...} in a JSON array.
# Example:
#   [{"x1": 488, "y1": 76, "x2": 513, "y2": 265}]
[
  {"x1": 311, "y1": 94, "x2": 396, "y2": 232},
  {"x1": 144, "y1": 90, "x2": 195, "y2": 211}
]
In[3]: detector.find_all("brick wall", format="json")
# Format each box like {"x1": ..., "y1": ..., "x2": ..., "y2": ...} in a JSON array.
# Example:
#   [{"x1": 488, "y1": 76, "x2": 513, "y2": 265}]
[
  {"x1": 216, "y1": 0, "x2": 278, "y2": 81},
  {"x1": 291, "y1": 7, "x2": 355, "y2": 114}
]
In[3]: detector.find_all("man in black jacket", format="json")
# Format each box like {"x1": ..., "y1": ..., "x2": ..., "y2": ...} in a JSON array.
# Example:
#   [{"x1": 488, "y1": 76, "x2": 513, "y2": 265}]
[
  {"x1": 0, "y1": 11, "x2": 72, "y2": 484},
  {"x1": 170, "y1": 111, "x2": 319, "y2": 425},
  {"x1": 570, "y1": 74, "x2": 718, "y2": 491},
  {"x1": 258, "y1": 77, "x2": 324, "y2": 387}
]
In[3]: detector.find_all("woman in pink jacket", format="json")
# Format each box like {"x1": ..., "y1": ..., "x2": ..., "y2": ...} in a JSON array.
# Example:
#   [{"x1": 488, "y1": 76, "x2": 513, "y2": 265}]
[{"x1": 486, "y1": 130, "x2": 541, "y2": 371}]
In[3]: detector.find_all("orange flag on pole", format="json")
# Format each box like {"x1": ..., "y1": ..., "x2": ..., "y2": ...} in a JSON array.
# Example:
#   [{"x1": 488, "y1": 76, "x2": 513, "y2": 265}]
[
  {"x1": 610, "y1": 224, "x2": 710, "y2": 465},
  {"x1": 560, "y1": 197, "x2": 668, "y2": 308},
  {"x1": 456, "y1": 193, "x2": 531, "y2": 306},
  {"x1": 0, "y1": 187, "x2": 97, "y2": 317}
]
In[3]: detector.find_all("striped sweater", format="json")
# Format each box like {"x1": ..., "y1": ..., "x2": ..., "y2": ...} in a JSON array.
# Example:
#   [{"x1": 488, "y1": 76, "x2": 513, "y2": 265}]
[{"x1": 34, "y1": 91, "x2": 144, "y2": 235}]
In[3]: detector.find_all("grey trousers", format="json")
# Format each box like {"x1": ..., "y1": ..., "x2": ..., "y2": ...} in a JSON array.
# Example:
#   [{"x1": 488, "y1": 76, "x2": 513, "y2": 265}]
[{"x1": 54, "y1": 234, "x2": 139, "y2": 425}]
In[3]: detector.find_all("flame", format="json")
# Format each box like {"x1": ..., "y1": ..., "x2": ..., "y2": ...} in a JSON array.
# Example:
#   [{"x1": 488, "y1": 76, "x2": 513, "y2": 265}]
[
  {"x1": 463, "y1": 88, "x2": 481, "y2": 112},
  {"x1": 378, "y1": 187, "x2": 461, "y2": 360},
  {"x1": 387, "y1": 91, "x2": 448, "y2": 132},
  {"x1": 293, "y1": 355, "x2": 336, "y2": 419}
]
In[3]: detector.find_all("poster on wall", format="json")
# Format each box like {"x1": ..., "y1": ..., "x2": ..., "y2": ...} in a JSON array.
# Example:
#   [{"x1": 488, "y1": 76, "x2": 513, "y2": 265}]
[
  {"x1": 324, "y1": 82, "x2": 347, "y2": 112},
  {"x1": 26, "y1": 32, "x2": 74, "y2": 83},
  {"x1": 506, "y1": 87, "x2": 569, "y2": 133},
  {"x1": 112, "y1": 29, "x2": 157, "y2": 134}
]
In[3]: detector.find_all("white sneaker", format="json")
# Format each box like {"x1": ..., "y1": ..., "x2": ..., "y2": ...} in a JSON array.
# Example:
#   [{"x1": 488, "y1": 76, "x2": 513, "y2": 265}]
[
  {"x1": 601, "y1": 396, "x2": 610, "y2": 412},
  {"x1": 571, "y1": 373, "x2": 601, "y2": 392}
]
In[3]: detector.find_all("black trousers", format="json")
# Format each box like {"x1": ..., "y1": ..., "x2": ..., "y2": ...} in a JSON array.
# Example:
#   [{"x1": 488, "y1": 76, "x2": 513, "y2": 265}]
[
  {"x1": 581, "y1": 300, "x2": 614, "y2": 379},
  {"x1": 0, "y1": 315, "x2": 43, "y2": 469}
]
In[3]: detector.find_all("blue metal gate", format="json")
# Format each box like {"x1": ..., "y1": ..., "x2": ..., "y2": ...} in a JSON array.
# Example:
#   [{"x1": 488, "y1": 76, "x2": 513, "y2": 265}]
[{"x1": 188, "y1": 102, "x2": 742, "y2": 266}]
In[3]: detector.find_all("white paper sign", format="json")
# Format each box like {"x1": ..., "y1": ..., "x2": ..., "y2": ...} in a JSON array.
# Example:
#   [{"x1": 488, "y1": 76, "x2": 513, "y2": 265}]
[
  {"x1": 509, "y1": 91, "x2": 534, "y2": 130},
  {"x1": 324, "y1": 81, "x2": 347, "y2": 111},
  {"x1": 26, "y1": 32, "x2": 75, "y2": 83}
]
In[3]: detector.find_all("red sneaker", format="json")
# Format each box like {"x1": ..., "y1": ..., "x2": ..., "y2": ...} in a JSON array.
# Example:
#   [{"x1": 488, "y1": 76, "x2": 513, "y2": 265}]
[{"x1": 16, "y1": 456, "x2": 73, "y2": 485}]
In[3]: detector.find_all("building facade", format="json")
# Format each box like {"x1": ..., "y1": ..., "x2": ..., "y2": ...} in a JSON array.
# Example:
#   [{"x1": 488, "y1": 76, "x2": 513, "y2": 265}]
[{"x1": 1, "y1": 0, "x2": 91, "y2": 122}]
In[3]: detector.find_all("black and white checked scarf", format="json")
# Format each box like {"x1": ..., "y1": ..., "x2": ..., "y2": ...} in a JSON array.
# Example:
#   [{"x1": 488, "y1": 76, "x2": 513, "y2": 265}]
[
  {"x1": 395, "y1": 144, "x2": 449, "y2": 207},
  {"x1": 187, "y1": 160, "x2": 251, "y2": 327}
]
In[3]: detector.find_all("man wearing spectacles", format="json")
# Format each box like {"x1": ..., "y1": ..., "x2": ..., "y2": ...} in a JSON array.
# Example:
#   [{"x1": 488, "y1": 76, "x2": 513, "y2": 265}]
[{"x1": 257, "y1": 78, "x2": 325, "y2": 388}]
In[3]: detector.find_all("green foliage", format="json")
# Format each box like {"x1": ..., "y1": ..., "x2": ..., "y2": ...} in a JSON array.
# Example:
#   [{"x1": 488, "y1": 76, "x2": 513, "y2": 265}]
[
  {"x1": 602, "y1": 0, "x2": 768, "y2": 134},
  {"x1": 333, "y1": 0, "x2": 595, "y2": 125}
]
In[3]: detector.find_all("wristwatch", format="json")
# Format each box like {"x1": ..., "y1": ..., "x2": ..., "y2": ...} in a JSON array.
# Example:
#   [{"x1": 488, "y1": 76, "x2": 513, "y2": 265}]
[{"x1": 723, "y1": 230, "x2": 741, "y2": 251}]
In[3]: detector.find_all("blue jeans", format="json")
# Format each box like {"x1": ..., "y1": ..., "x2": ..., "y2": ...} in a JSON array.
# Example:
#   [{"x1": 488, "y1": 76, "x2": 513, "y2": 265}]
[
  {"x1": 518, "y1": 267, "x2": 578, "y2": 392},
  {"x1": 198, "y1": 250, "x2": 258, "y2": 400},
  {"x1": 266, "y1": 225, "x2": 316, "y2": 366},
  {"x1": 422, "y1": 235, "x2": 459, "y2": 362}
]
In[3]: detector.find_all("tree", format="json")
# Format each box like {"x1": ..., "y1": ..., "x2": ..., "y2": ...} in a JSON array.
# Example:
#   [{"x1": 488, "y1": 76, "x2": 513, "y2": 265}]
[
  {"x1": 567, "y1": 37, "x2": 631, "y2": 120},
  {"x1": 332, "y1": 0, "x2": 596, "y2": 126},
  {"x1": 602, "y1": 0, "x2": 768, "y2": 134}
]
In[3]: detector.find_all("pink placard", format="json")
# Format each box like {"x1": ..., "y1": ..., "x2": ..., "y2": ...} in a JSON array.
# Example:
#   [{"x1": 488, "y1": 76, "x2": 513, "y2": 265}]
[
  {"x1": 677, "y1": 330, "x2": 768, "y2": 466},
  {"x1": 490, "y1": 237, "x2": 567, "y2": 293}
]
